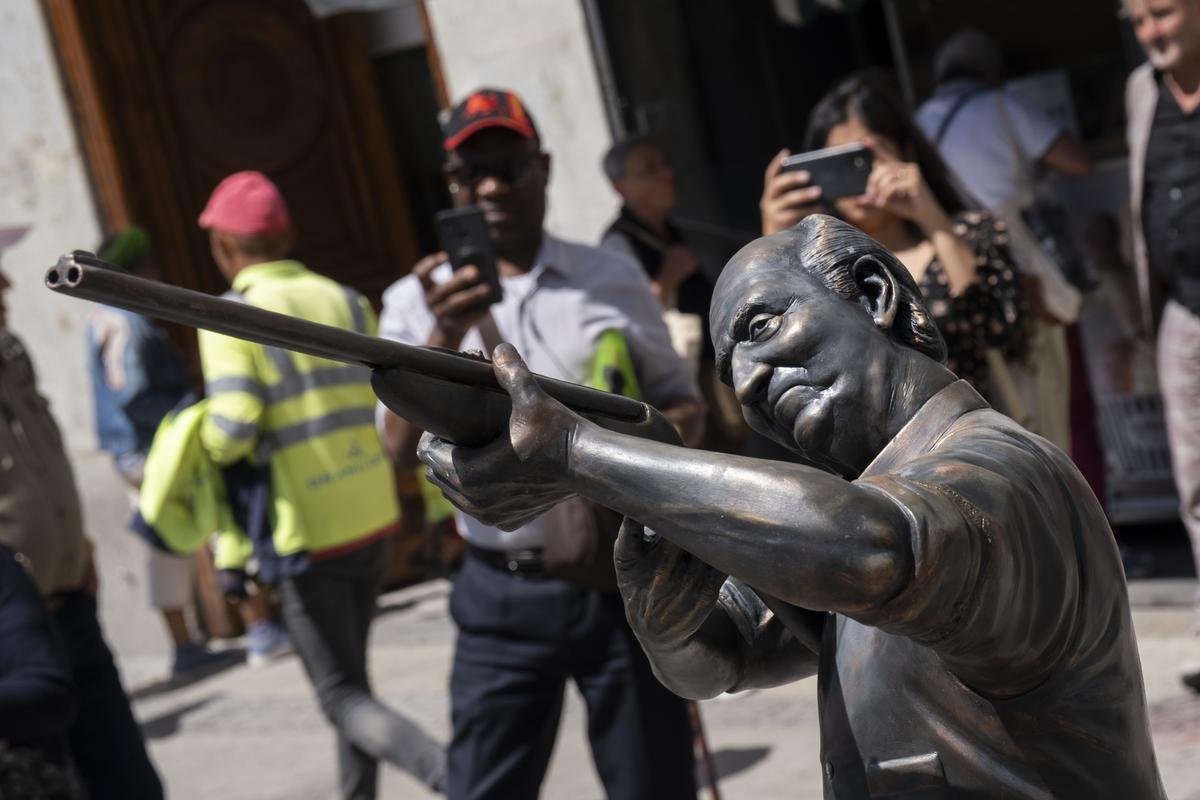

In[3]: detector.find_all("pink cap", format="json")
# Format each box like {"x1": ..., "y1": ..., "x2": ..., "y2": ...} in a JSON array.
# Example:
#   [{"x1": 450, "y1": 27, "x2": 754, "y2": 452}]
[{"x1": 198, "y1": 171, "x2": 291, "y2": 237}]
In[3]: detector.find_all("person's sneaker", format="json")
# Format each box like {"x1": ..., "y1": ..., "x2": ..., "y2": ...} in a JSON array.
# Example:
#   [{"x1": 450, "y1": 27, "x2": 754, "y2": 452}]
[
  {"x1": 172, "y1": 641, "x2": 237, "y2": 678},
  {"x1": 245, "y1": 621, "x2": 293, "y2": 667}
]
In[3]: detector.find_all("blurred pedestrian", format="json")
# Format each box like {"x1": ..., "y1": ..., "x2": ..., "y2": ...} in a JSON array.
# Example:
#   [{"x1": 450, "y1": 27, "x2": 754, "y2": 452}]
[
  {"x1": 917, "y1": 29, "x2": 1093, "y2": 213},
  {"x1": 761, "y1": 71, "x2": 1028, "y2": 407},
  {"x1": 600, "y1": 135, "x2": 709, "y2": 341},
  {"x1": 0, "y1": 225, "x2": 163, "y2": 798},
  {"x1": 917, "y1": 29, "x2": 1094, "y2": 451},
  {"x1": 87, "y1": 225, "x2": 234, "y2": 677},
  {"x1": 1124, "y1": 0, "x2": 1200, "y2": 693},
  {"x1": 195, "y1": 173, "x2": 446, "y2": 798},
  {"x1": 601, "y1": 135, "x2": 746, "y2": 452},
  {"x1": 379, "y1": 88, "x2": 702, "y2": 800}
]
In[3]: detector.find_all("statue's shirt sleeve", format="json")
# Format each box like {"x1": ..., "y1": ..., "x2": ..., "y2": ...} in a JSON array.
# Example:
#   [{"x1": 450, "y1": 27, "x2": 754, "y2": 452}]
[{"x1": 853, "y1": 417, "x2": 1081, "y2": 698}]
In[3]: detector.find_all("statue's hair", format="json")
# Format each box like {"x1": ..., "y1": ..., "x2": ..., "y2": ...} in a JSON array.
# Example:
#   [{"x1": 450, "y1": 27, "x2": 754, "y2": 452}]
[{"x1": 714, "y1": 215, "x2": 947, "y2": 384}]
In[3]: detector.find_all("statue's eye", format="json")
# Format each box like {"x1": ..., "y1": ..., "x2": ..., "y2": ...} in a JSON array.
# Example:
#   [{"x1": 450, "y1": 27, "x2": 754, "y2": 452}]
[{"x1": 747, "y1": 312, "x2": 781, "y2": 342}]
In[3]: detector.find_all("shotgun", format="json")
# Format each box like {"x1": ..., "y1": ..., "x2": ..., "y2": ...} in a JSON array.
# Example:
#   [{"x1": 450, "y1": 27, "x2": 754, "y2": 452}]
[{"x1": 45, "y1": 251, "x2": 681, "y2": 447}]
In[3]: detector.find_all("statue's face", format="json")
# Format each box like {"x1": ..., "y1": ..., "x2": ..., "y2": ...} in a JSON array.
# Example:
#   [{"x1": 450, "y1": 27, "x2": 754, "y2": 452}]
[{"x1": 712, "y1": 239, "x2": 892, "y2": 476}]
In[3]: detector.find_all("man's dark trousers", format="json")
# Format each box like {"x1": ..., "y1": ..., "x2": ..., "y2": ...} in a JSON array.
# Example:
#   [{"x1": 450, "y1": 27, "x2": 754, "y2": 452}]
[
  {"x1": 279, "y1": 538, "x2": 446, "y2": 800},
  {"x1": 53, "y1": 590, "x2": 164, "y2": 800},
  {"x1": 447, "y1": 551, "x2": 697, "y2": 800}
]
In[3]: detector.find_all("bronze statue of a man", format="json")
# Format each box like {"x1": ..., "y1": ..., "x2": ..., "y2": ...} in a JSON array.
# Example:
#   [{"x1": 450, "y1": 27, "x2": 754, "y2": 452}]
[{"x1": 419, "y1": 215, "x2": 1165, "y2": 798}]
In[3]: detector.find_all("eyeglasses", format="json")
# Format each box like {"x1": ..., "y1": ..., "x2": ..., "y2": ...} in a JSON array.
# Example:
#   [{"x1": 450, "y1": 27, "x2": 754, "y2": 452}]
[{"x1": 445, "y1": 150, "x2": 540, "y2": 191}]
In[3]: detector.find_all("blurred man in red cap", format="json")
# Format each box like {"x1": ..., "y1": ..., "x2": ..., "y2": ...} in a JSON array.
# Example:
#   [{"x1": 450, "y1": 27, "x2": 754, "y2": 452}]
[
  {"x1": 197, "y1": 172, "x2": 445, "y2": 798},
  {"x1": 1, "y1": 225, "x2": 165, "y2": 798},
  {"x1": 379, "y1": 88, "x2": 702, "y2": 800}
]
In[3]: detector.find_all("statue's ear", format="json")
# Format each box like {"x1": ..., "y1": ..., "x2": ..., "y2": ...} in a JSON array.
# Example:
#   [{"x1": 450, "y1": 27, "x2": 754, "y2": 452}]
[{"x1": 852, "y1": 255, "x2": 899, "y2": 332}]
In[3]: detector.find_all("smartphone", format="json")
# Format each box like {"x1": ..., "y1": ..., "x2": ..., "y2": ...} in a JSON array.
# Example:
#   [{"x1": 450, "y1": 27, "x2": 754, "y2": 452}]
[
  {"x1": 780, "y1": 142, "x2": 873, "y2": 200},
  {"x1": 434, "y1": 206, "x2": 502, "y2": 307}
]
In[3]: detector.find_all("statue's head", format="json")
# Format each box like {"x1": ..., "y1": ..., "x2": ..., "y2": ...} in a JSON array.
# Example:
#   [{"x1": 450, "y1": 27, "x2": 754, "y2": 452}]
[{"x1": 711, "y1": 214, "x2": 946, "y2": 476}]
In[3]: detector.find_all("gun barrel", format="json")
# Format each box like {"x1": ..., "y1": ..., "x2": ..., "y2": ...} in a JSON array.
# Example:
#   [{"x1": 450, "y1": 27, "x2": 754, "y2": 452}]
[
  {"x1": 45, "y1": 251, "x2": 645, "y2": 423},
  {"x1": 47, "y1": 251, "x2": 415, "y2": 369}
]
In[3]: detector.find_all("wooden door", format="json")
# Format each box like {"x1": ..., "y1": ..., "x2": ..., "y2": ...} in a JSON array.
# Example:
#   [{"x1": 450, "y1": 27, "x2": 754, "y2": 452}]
[{"x1": 44, "y1": 0, "x2": 419, "y2": 303}]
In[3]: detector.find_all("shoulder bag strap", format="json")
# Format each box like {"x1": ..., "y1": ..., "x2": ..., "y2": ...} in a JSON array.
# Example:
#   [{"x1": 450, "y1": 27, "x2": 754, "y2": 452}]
[
  {"x1": 933, "y1": 88, "x2": 983, "y2": 147},
  {"x1": 993, "y1": 92, "x2": 1037, "y2": 209}
]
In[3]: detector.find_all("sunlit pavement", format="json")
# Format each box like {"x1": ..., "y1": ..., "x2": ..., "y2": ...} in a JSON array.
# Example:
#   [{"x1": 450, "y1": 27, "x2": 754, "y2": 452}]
[{"x1": 125, "y1": 579, "x2": 1200, "y2": 800}]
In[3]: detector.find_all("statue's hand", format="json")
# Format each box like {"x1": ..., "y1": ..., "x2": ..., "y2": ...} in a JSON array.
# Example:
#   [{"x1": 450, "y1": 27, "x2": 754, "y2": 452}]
[
  {"x1": 491, "y1": 342, "x2": 585, "y2": 471},
  {"x1": 417, "y1": 343, "x2": 584, "y2": 530},
  {"x1": 615, "y1": 518, "x2": 727, "y2": 648}
]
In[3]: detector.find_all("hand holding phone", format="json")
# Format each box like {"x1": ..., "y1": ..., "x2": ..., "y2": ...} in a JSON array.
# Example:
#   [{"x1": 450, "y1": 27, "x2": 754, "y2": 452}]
[
  {"x1": 760, "y1": 149, "x2": 826, "y2": 236},
  {"x1": 435, "y1": 206, "x2": 502, "y2": 306},
  {"x1": 417, "y1": 205, "x2": 501, "y2": 345},
  {"x1": 857, "y1": 138, "x2": 942, "y2": 229},
  {"x1": 419, "y1": 206, "x2": 503, "y2": 348},
  {"x1": 779, "y1": 142, "x2": 873, "y2": 201}
]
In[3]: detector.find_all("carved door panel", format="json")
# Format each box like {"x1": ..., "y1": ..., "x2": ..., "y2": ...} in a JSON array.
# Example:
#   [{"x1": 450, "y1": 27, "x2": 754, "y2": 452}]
[{"x1": 45, "y1": 0, "x2": 418, "y2": 302}]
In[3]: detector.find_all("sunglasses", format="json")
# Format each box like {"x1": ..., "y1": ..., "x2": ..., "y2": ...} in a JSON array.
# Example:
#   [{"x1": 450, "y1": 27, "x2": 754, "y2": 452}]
[{"x1": 445, "y1": 150, "x2": 540, "y2": 189}]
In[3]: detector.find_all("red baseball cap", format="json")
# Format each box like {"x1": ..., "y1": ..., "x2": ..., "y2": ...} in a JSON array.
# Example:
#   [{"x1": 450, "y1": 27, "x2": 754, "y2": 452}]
[
  {"x1": 442, "y1": 88, "x2": 539, "y2": 151},
  {"x1": 198, "y1": 171, "x2": 291, "y2": 237}
]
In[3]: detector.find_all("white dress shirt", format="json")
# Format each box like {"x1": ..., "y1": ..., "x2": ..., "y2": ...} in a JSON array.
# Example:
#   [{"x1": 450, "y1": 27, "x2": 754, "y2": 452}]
[{"x1": 377, "y1": 233, "x2": 701, "y2": 550}]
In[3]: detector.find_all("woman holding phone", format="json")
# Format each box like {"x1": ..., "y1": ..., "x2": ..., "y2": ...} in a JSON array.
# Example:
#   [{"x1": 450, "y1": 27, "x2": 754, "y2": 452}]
[{"x1": 760, "y1": 70, "x2": 1027, "y2": 401}]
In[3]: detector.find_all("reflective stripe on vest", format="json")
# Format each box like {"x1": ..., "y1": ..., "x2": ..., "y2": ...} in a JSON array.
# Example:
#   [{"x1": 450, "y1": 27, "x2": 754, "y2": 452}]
[
  {"x1": 262, "y1": 406, "x2": 376, "y2": 453},
  {"x1": 342, "y1": 286, "x2": 367, "y2": 334},
  {"x1": 205, "y1": 376, "x2": 266, "y2": 400},
  {"x1": 209, "y1": 413, "x2": 260, "y2": 442},
  {"x1": 217, "y1": 288, "x2": 373, "y2": 457}
]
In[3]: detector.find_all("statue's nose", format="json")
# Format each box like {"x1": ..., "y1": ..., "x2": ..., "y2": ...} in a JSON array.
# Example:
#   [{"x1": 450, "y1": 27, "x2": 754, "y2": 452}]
[{"x1": 733, "y1": 358, "x2": 771, "y2": 406}]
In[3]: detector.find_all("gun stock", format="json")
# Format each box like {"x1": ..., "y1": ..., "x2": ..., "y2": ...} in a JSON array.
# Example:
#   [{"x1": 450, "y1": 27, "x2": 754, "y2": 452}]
[{"x1": 45, "y1": 252, "x2": 680, "y2": 447}]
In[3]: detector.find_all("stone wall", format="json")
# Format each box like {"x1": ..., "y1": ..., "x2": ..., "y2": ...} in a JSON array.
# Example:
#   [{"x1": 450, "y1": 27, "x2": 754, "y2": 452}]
[{"x1": 0, "y1": 0, "x2": 167, "y2": 667}]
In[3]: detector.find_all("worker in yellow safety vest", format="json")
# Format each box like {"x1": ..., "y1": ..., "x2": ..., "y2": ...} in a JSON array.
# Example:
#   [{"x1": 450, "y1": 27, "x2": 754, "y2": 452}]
[{"x1": 197, "y1": 171, "x2": 445, "y2": 798}]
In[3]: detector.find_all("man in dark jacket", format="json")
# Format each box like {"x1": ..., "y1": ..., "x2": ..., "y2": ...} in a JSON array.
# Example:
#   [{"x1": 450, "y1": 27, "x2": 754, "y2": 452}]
[
  {"x1": 0, "y1": 225, "x2": 163, "y2": 799},
  {"x1": 600, "y1": 135, "x2": 709, "y2": 320}
]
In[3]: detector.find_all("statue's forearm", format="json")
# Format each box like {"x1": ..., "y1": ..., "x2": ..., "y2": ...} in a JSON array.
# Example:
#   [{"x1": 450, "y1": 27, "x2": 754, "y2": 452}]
[
  {"x1": 638, "y1": 590, "x2": 821, "y2": 698},
  {"x1": 638, "y1": 611, "x2": 744, "y2": 700},
  {"x1": 570, "y1": 424, "x2": 913, "y2": 614}
]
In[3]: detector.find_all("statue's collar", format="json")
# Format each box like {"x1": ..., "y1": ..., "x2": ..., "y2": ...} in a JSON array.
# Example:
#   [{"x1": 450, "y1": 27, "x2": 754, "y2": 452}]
[{"x1": 859, "y1": 380, "x2": 989, "y2": 479}]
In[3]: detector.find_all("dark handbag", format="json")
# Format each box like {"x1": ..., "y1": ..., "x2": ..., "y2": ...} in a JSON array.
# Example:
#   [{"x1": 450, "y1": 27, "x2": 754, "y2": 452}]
[
  {"x1": 541, "y1": 497, "x2": 624, "y2": 592},
  {"x1": 1019, "y1": 202, "x2": 1091, "y2": 290},
  {"x1": 992, "y1": 95, "x2": 1092, "y2": 292}
]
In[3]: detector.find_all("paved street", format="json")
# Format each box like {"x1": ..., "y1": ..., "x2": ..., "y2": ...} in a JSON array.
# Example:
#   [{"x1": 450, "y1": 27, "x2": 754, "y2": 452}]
[{"x1": 116, "y1": 578, "x2": 1200, "y2": 800}]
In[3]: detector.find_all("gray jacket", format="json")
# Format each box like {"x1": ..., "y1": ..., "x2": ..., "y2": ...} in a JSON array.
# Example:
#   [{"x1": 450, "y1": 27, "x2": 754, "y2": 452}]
[{"x1": 1127, "y1": 61, "x2": 1157, "y2": 329}]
